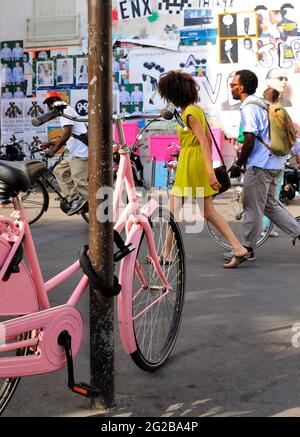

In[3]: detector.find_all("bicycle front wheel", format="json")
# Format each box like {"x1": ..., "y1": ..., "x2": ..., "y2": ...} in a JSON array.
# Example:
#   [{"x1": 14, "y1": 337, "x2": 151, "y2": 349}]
[
  {"x1": 206, "y1": 186, "x2": 273, "y2": 250},
  {"x1": 21, "y1": 180, "x2": 49, "y2": 225},
  {"x1": 130, "y1": 208, "x2": 185, "y2": 372}
]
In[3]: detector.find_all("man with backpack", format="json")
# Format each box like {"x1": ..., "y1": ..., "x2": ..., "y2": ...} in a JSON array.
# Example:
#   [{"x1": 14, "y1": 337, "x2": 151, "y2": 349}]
[
  {"x1": 39, "y1": 91, "x2": 88, "y2": 216},
  {"x1": 225, "y1": 69, "x2": 300, "y2": 261}
]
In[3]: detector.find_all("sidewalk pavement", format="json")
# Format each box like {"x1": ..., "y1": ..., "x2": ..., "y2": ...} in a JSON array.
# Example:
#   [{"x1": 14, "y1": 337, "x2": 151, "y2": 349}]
[{"x1": 2, "y1": 194, "x2": 300, "y2": 417}]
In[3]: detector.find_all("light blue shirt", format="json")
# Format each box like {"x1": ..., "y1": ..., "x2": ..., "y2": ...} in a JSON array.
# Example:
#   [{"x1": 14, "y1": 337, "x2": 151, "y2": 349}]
[
  {"x1": 0, "y1": 47, "x2": 12, "y2": 60},
  {"x1": 2, "y1": 91, "x2": 12, "y2": 99},
  {"x1": 240, "y1": 95, "x2": 285, "y2": 170},
  {"x1": 14, "y1": 91, "x2": 25, "y2": 98},
  {"x1": 130, "y1": 90, "x2": 143, "y2": 103},
  {"x1": 11, "y1": 47, "x2": 24, "y2": 59},
  {"x1": 12, "y1": 66, "x2": 24, "y2": 83},
  {"x1": 291, "y1": 143, "x2": 300, "y2": 156}
]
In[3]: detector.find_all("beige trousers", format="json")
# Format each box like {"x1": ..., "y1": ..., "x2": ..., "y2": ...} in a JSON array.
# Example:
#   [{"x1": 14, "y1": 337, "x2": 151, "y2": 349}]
[{"x1": 53, "y1": 157, "x2": 88, "y2": 203}]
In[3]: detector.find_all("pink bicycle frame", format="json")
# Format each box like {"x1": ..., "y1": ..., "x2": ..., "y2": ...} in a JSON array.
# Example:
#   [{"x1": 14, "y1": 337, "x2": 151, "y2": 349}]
[{"x1": 0, "y1": 199, "x2": 89, "y2": 317}]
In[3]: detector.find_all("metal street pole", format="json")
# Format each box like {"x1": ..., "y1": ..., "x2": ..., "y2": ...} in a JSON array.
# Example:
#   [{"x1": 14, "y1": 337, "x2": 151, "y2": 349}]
[{"x1": 88, "y1": 0, "x2": 114, "y2": 410}]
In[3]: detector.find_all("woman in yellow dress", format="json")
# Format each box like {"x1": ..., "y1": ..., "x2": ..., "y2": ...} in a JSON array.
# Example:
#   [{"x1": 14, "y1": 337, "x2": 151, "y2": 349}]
[{"x1": 157, "y1": 70, "x2": 248, "y2": 268}]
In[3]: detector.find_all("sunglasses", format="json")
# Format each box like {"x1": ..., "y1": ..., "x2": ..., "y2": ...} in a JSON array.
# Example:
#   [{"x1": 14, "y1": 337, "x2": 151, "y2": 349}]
[{"x1": 271, "y1": 76, "x2": 288, "y2": 81}]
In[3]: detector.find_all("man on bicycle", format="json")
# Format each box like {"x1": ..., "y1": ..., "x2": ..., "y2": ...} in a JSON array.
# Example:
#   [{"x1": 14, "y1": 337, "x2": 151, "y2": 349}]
[{"x1": 39, "y1": 91, "x2": 88, "y2": 216}]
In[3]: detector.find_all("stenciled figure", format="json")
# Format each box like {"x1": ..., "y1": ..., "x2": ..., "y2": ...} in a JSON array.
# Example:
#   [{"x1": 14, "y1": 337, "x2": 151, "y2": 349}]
[
  {"x1": 27, "y1": 101, "x2": 45, "y2": 117},
  {"x1": 5, "y1": 101, "x2": 22, "y2": 118}
]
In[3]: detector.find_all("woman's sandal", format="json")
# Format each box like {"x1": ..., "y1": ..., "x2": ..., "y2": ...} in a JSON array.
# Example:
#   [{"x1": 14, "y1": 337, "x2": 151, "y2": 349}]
[
  {"x1": 144, "y1": 255, "x2": 172, "y2": 265},
  {"x1": 223, "y1": 252, "x2": 249, "y2": 269}
]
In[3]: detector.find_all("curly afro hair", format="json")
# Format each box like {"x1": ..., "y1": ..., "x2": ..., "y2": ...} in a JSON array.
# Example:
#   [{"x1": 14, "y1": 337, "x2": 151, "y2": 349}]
[{"x1": 157, "y1": 70, "x2": 199, "y2": 108}]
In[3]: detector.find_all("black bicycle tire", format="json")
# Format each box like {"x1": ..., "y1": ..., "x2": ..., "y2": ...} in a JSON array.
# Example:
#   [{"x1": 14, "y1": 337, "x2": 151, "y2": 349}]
[
  {"x1": 206, "y1": 186, "x2": 273, "y2": 250},
  {"x1": 130, "y1": 208, "x2": 185, "y2": 372},
  {"x1": 21, "y1": 179, "x2": 49, "y2": 225},
  {"x1": 0, "y1": 332, "x2": 31, "y2": 415}
]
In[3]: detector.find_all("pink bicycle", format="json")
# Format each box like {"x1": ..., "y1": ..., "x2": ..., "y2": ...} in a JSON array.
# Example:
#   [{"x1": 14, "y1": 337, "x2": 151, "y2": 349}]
[{"x1": 0, "y1": 107, "x2": 185, "y2": 415}]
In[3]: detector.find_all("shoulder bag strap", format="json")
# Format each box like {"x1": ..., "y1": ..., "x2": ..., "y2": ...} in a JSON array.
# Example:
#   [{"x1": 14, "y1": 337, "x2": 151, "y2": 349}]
[
  {"x1": 242, "y1": 101, "x2": 273, "y2": 153},
  {"x1": 205, "y1": 117, "x2": 226, "y2": 166}
]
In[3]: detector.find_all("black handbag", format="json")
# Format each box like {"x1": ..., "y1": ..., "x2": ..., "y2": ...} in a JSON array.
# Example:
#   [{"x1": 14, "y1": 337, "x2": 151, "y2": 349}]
[{"x1": 205, "y1": 119, "x2": 231, "y2": 195}]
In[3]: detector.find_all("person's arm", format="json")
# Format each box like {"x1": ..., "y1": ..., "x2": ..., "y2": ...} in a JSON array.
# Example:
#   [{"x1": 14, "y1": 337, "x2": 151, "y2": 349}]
[
  {"x1": 188, "y1": 114, "x2": 221, "y2": 191},
  {"x1": 229, "y1": 133, "x2": 255, "y2": 177},
  {"x1": 235, "y1": 133, "x2": 255, "y2": 167},
  {"x1": 40, "y1": 125, "x2": 72, "y2": 157}
]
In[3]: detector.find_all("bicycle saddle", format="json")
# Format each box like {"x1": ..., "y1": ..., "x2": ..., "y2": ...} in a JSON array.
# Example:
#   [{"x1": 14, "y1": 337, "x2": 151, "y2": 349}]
[{"x1": 0, "y1": 159, "x2": 46, "y2": 196}]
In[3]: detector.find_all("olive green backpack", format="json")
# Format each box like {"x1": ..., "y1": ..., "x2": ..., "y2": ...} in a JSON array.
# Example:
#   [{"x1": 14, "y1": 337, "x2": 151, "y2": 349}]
[{"x1": 243, "y1": 101, "x2": 296, "y2": 156}]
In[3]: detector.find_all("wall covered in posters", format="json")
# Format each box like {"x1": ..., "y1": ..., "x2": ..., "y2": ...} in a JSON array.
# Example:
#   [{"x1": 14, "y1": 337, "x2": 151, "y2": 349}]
[
  {"x1": 1, "y1": 0, "x2": 300, "y2": 172},
  {"x1": 109, "y1": 0, "x2": 300, "y2": 185},
  {"x1": 111, "y1": 0, "x2": 300, "y2": 140}
]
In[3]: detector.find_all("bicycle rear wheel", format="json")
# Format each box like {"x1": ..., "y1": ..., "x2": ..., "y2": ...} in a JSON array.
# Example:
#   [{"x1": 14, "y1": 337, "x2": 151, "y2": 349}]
[
  {"x1": 206, "y1": 185, "x2": 273, "y2": 250},
  {"x1": 0, "y1": 331, "x2": 31, "y2": 415},
  {"x1": 130, "y1": 208, "x2": 185, "y2": 372}
]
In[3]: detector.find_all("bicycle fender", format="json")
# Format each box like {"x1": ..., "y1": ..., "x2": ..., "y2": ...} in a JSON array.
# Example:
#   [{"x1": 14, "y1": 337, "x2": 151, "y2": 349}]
[
  {"x1": 140, "y1": 198, "x2": 159, "y2": 218},
  {"x1": 118, "y1": 222, "x2": 144, "y2": 354}
]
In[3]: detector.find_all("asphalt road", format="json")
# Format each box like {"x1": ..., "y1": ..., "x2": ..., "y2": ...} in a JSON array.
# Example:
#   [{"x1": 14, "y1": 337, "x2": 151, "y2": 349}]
[{"x1": 2, "y1": 195, "x2": 300, "y2": 417}]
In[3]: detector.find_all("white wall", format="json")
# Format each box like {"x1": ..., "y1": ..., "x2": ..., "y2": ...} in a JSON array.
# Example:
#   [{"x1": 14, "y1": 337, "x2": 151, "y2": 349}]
[
  {"x1": 0, "y1": 0, "x2": 32, "y2": 42},
  {"x1": 0, "y1": 0, "x2": 87, "y2": 48}
]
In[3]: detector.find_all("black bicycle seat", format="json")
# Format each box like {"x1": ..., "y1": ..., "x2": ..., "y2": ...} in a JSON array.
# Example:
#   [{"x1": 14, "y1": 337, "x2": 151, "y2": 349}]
[{"x1": 0, "y1": 160, "x2": 46, "y2": 194}]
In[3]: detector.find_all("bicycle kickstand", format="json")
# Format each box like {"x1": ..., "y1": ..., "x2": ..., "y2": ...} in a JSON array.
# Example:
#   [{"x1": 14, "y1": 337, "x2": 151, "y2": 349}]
[{"x1": 57, "y1": 330, "x2": 100, "y2": 398}]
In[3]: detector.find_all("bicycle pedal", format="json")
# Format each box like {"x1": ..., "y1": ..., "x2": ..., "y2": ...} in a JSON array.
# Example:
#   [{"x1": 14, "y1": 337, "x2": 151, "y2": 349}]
[
  {"x1": 70, "y1": 382, "x2": 100, "y2": 399},
  {"x1": 114, "y1": 243, "x2": 135, "y2": 262}
]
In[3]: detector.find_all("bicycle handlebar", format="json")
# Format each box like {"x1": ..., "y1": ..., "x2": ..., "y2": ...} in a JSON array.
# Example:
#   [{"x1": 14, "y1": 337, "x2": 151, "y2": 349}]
[{"x1": 32, "y1": 102, "x2": 188, "y2": 129}]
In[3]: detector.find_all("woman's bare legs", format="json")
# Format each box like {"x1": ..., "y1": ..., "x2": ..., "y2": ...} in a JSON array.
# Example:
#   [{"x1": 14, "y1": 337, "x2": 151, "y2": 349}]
[
  {"x1": 201, "y1": 196, "x2": 247, "y2": 257},
  {"x1": 163, "y1": 194, "x2": 183, "y2": 261},
  {"x1": 164, "y1": 194, "x2": 247, "y2": 267}
]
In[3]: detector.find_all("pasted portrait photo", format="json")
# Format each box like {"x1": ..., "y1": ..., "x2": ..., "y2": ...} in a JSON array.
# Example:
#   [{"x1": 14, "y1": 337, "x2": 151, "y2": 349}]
[
  {"x1": 219, "y1": 13, "x2": 237, "y2": 38},
  {"x1": 220, "y1": 38, "x2": 238, "y2": 63},
  {"x1": 57, "y1": 58, "x2": 74, "y2": 85},
  {"x1": 238, "y1": 37, "x2": 257, "y2": 66},
  {"x1": 36, "y1": 61, "x2": 54, "y2": 87},
  {"x1": 236, "y1": 12, "x2": 257, "y2": 37},
  {"x1": 76, "y1": 58, "x2": 88, "y2": 85}
]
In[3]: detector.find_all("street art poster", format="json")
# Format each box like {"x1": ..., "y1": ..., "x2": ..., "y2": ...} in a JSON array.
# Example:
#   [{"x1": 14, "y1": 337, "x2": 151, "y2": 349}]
[
  {"x1": 70, "y1": 89, "x2": 88, "y2": 117},
  {"x1": 1, "y1": 98, "x2": 24, "y2": 134},
  {"x1": 24, "y1": 98, "x2": 47, "y2": 133},
  {"x1": 128, "y1": 46, "x2": 217, "y2": 111},
  {"x1": 113, "y1": 1, "x2": 181, "y2": 50},
  {"x1": 256, "y1": 3, "x2": 300, "y2": 62}
]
